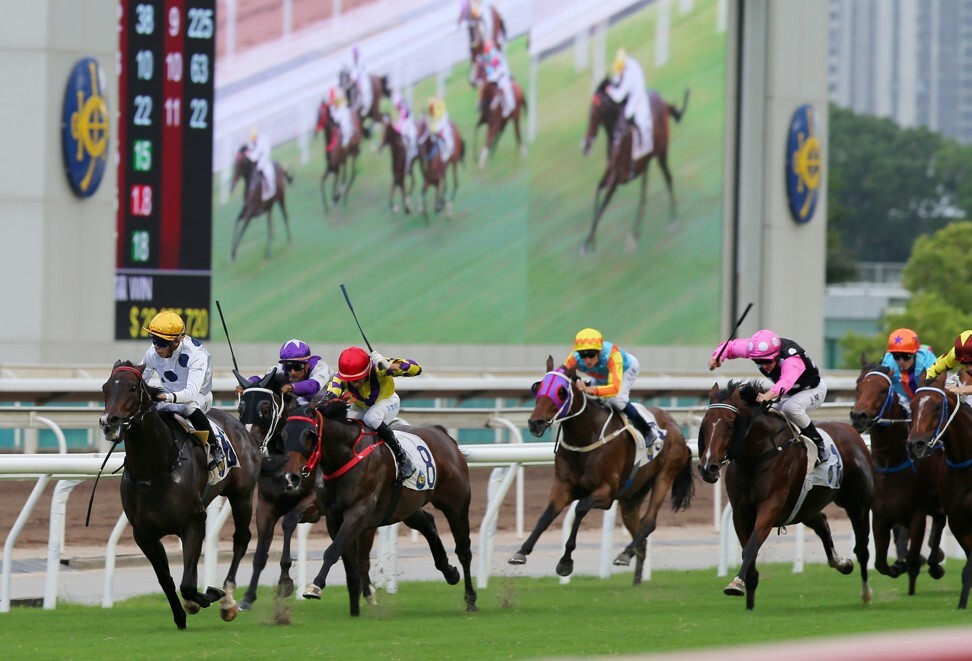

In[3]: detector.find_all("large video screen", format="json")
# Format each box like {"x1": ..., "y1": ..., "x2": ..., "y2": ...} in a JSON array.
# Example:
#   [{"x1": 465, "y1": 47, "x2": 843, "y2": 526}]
[{"x1": 211, "y1": 0, "x2": 727, "y2": 349}]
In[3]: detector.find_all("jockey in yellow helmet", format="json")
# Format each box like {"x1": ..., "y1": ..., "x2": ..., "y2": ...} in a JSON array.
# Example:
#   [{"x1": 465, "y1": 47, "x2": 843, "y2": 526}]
[
  {"x1": 427, "y1": 97, "x2": 455, "y2": 164},
  {"x1": 328, "y1": 86, "x2": 355, "y2": 149},
  {"x1": 606, "y1": 47, "x2": 654, "y2": 156}
]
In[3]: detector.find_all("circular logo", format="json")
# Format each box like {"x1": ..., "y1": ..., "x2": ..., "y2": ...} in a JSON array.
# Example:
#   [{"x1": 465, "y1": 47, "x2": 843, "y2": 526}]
[
  {"x1": 785, "y1": 104, "x2": 822, "y2": 224},
  {"x1": 61, "y1": 58, "x2": 109, "y2": 198}
]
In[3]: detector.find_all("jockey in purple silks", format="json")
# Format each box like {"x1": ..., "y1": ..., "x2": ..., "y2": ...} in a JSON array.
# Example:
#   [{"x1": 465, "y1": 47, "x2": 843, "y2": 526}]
[{"x1": 237, "y1": 339, "x2": 333, "y2": 406}]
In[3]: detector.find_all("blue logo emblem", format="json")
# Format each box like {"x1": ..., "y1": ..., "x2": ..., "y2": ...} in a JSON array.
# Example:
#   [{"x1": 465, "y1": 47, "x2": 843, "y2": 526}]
[
  {"x1": 785, "y1": 104, "x2": 822, "y2": 224},
  {"x1": 61, "y1": 58, "x2": 109, "y2": 198}
]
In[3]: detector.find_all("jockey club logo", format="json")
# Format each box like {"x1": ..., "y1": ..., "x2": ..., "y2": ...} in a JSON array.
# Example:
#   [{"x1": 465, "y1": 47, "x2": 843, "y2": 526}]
[
  {"x1": 785, "y1": 103, "x2": 821, "y2": 224},
  {"x1": 61, "y1": 58, "x2": 109, "y2": 198}
]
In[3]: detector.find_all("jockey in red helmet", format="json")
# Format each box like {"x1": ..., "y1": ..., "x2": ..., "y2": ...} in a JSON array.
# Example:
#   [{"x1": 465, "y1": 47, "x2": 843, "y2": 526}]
[
  {"x1": 709, "y1": 329, "x2": 829, "y2": 466},
  {"x1": 325, "y1": 347, "x2": 423, "y2": 483}
]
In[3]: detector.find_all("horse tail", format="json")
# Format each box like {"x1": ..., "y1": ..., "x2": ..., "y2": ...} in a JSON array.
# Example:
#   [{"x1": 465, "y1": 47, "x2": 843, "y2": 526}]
[
  {"x1": 380, "y1": 75, "x2": 391, "y2": 98},
  {"x1": 669, "y1": 457, "x2": 695, "y2": 512},
  {"x1": 667, "y1": 89, "x2": 690, "y2": 124}
]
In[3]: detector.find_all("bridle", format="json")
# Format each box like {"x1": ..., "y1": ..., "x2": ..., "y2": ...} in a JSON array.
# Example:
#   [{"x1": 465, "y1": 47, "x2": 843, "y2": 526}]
[
  {"x1": 104, "y1": 365, "x2": 152, "y2": 434},
  {"x1": 533, "y1": 370, "x2": 588, "y2": 432},
  {"x1": 913, "y1": 385, "x2": 962, "y2": 453},
  {"x1": 240, "y1": 386, "x2": 284, "y2": 454},
  {"x1": 857, "y1": 370, "x2": 906, "y2": 427}
]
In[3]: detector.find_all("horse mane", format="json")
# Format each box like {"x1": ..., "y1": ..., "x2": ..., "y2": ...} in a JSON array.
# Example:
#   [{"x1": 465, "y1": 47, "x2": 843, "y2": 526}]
[
  {"x1": 596, "y1": 77, "x2": 611, "y2": 95},
  {"x1": 721, "y1": 379, "x2": 768, "y2": 406},
  {"x1": 317, "y1": 397, "x2": 350, "y2": 421}
]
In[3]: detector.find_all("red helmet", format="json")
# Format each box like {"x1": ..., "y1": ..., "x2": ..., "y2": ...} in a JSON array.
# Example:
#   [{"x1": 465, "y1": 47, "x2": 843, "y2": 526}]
[
  {"x1": 338, "y1": 347, "x2": 371, "y2": 381},
  {"x1": 954, "y1": 332, "x2": 972, "y2": 363}
]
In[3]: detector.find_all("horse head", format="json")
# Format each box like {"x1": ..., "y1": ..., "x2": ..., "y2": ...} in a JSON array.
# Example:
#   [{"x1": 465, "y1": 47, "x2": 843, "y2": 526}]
[
  {"x1": 237, "y1": 367, "x2": 288, "y2": 452},
  {"x1": 100, "y1": 361, "x2": 155, "y2": 443},
  {"x1": 697, "y1": 380, "x2": 765, "y2": 483},
  {"x1": 582, "y1": 79, "x2": 620, "y2": 157},
  {"x1": 276, "y1": 400, "x2": 325, "y2": 493},
  {"x1": 230, "y1": 144, "x2": 253, "y2": 193},
  {"x1": 850, "y1": 356, "x2": 896, "y2": 432},
  {"x1": 907, "y1": 372, "x2": 954, "y2": 460},
  {"x1": 527, "y1": 356, "x2": 579, "y2": 437}
]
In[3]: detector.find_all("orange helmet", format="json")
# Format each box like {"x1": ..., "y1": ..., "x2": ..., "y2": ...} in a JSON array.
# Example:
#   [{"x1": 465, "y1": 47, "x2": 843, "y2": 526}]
[
  {"x1": 887, "y1": 328, "x2": 919, "y2": 354},
  {"x1": 338, "y1": 347, "x2": 371, "y2": 381},
  {"x1": 954, "y1": 332, "x2": 972, "y2": 363}
]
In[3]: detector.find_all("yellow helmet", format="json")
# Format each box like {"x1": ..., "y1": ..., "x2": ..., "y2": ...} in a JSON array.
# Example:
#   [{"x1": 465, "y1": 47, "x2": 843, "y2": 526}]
[
  {"x1": 429, "y1": 97, "x2": 446, "y2": 121},
  {"x1": 144, "y1": 311, "x2": 185, "y2": 341},
  {"x1": 249, "y1": 126, "x2": 258, "y2": 142},
  {"x1": 573, "y1": 328, "x2": 604, "y2": 353},
  {"x1": 613, "y1": 48, "x2": 627, "y2": 76}
]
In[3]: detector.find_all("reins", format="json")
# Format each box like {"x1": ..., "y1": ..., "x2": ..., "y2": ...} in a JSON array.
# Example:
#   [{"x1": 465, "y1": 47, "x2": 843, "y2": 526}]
[
  {"x1": 291, "y1": 411, "x2": 383, "y2": 481},
  {"x1": 914, "y1": 385, "x2": 968, "y2": 468}
]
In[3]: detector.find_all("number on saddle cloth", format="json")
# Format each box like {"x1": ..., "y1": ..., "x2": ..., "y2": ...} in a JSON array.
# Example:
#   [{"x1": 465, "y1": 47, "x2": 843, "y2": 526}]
[{"x1": 392, "y1": 431, "x2": 437, "y2": 491}]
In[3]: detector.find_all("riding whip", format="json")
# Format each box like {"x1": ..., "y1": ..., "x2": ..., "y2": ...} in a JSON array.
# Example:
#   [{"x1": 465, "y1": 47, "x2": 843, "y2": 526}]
[
  {"x1": 215, "y1": 300, "x2": 242, "y2": 375},
  {"x1": 715, "y1": 302, "x2": 754, "y2": 363},
  {"x1": 339, "y1": 283, "x2": 374, "y2": 353}
]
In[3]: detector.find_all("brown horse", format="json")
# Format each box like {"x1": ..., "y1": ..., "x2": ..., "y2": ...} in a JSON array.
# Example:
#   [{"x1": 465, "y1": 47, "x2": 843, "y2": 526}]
[
  {"x1": 314, "y1": 100, "x2": 361, "y2": 212},
  {"x1": 849, "y1": 359, "x2": 946, "y2": 593},
  {"x1": 907, "y1": 372, "x2": 972, "y2": 608},
  {"x1": 464, "y1": 5, "x2": 507, "y2": 85},
  {"x1": 99, "y1": 361, "x2": 262, "y2": 629},
  {"x1": 229, "y1": 144, "x2": 293, "y2": 263},
  {"x1": 340, "y1": 67, "x2": 390, "y2": 139},
  {"x1": 508, "y1": 357, "x2": 695, "y2": 584},
  {"x1": 580, "y1": 80, "x2": 689, "y2": 255},
  {"x1": 416, "y1": 118, "x2": 465, "y2": 219},
  {"x1": 698, "y1": 380, "x2": 873, "y2": 610},
  {"x1": 476, "y1": 78, "x2": 527, "y2": 169},
  {"x1": 379, "y1": 115, "x2": 420, "y2": 215},
  {"x1": 285, "y1": 401, "x2": 477, "y2": 615}
]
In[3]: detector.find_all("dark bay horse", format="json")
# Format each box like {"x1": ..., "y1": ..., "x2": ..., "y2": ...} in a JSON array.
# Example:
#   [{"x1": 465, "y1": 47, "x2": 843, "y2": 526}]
[
  {"x1": 315, "y1": 100, "x2": 361, "y2": 212},
  {"x1": 698, "y1": 381, "x2": 873, "y2": 610},
  {"x1": 465, "y1": 5, "x2": 507, "y2": 85},
  {"x1": 234, "y1": 371, "x2": 323, "y2": 611},
  {"x1": 339, "y1": 67, "x2": 390, "y2": 139},
  {"x1": 99, "y1": 361, "x2": 262, "y2": 629},
  {"x1": 284, "y1": 401, "x2": 477, "y2": 615},
  {"x1": 907, "y1": 372, "x2": 972, "y2": 608},
  {"x1": 580, "y1": 80, "x2": 689, "y2": 255},
  {"x1": 849, "y1": 359, "x2": 946, "y2": 593},
  {"x1": 416, "y1": 118, "x2": 465, "y2": 219},
  {"x1": 508, "y1": 357, "x2": 695, "y2": 584},
  {"x1": 476, "y1": 79, "x2": 527, "y2": 169},
  {"x1": 229, "y1": 144, "x2": 293, "y2": 263},
  {"x1": 379, "y1": 115, "x2": 419, "y2": 215}
]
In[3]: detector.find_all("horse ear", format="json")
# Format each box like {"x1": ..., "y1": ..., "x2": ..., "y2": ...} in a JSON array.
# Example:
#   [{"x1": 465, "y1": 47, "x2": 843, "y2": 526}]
[
  {"x1": 709, "y1": 383, "x2": 719, "y2": 402},
  {"x1": 135, "y1": 363, "x2": 146, "y2": 374},
  {"x1": 859, "y1": 352, "x2": 868, "y2": 367},
  {"x1": 545, "y1": 355, "x2": 554, "y2": 371}
]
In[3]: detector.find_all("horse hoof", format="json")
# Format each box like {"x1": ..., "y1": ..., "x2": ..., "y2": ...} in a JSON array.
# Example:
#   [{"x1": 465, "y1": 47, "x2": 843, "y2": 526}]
[
  {"x1": 555, "y1": 560, "x2": 573, "y2": 577},
  {"x1": 183, "y1": 600, "x2": 202, "y2": 615},
  {"x1": 929, "y1": 564, "x2": 946, "y2": 580},
  {"x1": 723, "y1": 577, "x2": 745, "y2": 597},
  {"x1": 239, "y1": 600, "x2": 253, "y2": 612},
  {"x1": 508, "y1": 553, "x2": 527, "y2": 565},
  {"x1": 365, "y1": 592, "x2": 378, "y2": 606},
  {"x1": 303, "y1": 584, "x2": 322, "y2": 600},
  {"x1": 930, "y1": 548, "x2": 945, "y2": 565},
  {"x1": 444, "y1": 566, "x2": 461, "y2": 585},
  {"x1": 613, "y1": 552, "x2": 632, "y2": 567},
  {"x1": 277, "y1": 579, "x2": 295, "y2": 598},
  {"x1": 220, "y1": 605, "x2": 239, "y2": 622},
  {"x1": 205, "y1": 586, "x2": 226, "y2": 601}
]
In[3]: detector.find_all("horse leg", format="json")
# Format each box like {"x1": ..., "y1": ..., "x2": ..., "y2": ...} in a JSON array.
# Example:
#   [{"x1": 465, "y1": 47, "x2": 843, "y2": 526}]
[
  {"x1": 614, "y1": 468, "x2": 677, "y2": 573},
  {"x1": 448, "y1": 161, "x2": 459, "y2": 218},
  {"x1": 514, "y1": 114, "x2": 527, "y2": 158},
  {"x1": 319, "y1": 172, "x2": 330, "y2": 213},
  {"x1": 616, "y1": 497, "x2": 648, "y2": 585},
  {"x1": 389, "y1": 180, "x2": 399, "y2": 213},
  {"x1": 847, "y1": 503, "x2": 873, "y2": 605},
  {"x1": 239, "y1": 501, "x2": 280, "y2": 611},
  {"x1": 179, "y1": 514, "x2": 224, "y2": 611},
  {"x1": 479, "y1": 126, "x2": 493, "y2": 169},
  {"x1": 343, "y1": 155, "x2": 359, "y2": 206},
  {"x1": 435, "y1": 485, "x2": 478, "y2": 612},
  {"x1": 904, "y1": 513, "x2": 928, "y2": 595},
  {"x1": 403, "y1": 509, "x2": 460, "y2": 584},
  {"x1": 871, "y1": 513, "x2": 898, "y2": 578},
  {"x1": 231, "y1": 213, "x2": 252, "y2": 263},
  {"x1": 358, "y1": 528, "x2": 378, "y2": 606},
  {"x1": 927, "y1": 511, "x2": 947, "y2": 579},
  {"x1": 218, "y1": 493, "x2": 254, "y2": 621},
  {"x1": 509, "y1": 482, "x2": 572, "y2": 565},
  {"x1": 803, "y1": 511, "x2": 851, "y2": 573},
  {"x1": 557, "y1": 488, "x2": 613, "y2": 577},
  {"x1": 339, "y1": 538, "x2": 363, "y2": 617},
  {"x1": 657, "y1": 148, "x2": 678, "y2": 222},
  {"x1": 304, "y1": 507, "x2": 370, "y2": 608},
  {"x1": 263, "y1": 209, "x2": 274, "y2": 260},
  {"x1": 582, "y1": 177, "x2": 617, "y2": 255},
  {"x1": 627, "y1": 164, "x2": 649, "y2": 252},
  {"x1": 133, "y1": 528, "x2": 187, "y2": 629},
  {"x1": 278, "y1": 193, "x2": 292, "y2": 244},
  {"x1": 728, "y1": 506, "x2": 775, "y2": 610}
]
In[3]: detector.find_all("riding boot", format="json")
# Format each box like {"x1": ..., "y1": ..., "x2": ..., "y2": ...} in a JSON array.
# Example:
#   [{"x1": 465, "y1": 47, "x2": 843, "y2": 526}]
[
  {"x1": 800, "y1": 422, "x2": 827, "y2": 466},
  {"x1": 376, "y1": 422, "x2": 415, "y2": 484},
  {"x1": 622, "y1": 403, "x2": 654, "y2": 441},
  {"x1": 188, "y1": 409, "x2": 225, "y2": 473}
]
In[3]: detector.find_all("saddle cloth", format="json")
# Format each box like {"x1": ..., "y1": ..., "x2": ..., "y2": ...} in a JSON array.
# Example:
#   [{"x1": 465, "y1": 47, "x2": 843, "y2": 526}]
[
  {"x1": 622, "y1": 403, "x2": 666, "y2": 469},
  {"x1": 630, "y1": 122, "x2": 654, "y2": 160},
  {"x1": 390, "y1": 430, "x2": 437, "y2": 492},
  {"x1": 801, "y1": 428, "x2": 842, "y2": 491},
  {"x1": 174, "y1": 414, "x2": 238, "y2": 486}
]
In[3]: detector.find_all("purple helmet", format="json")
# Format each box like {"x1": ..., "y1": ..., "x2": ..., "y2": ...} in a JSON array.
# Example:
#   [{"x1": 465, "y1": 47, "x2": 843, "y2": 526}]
[{"x1": 279, "y1": 338, "x2": 311, "y2": 363}]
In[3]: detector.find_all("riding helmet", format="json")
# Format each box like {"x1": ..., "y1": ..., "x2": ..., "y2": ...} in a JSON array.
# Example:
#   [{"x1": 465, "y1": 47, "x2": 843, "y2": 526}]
[
  {"x1": 887, "y1": 328, "x2": 919, "y2": 354},
  {"x1": 954, "y1": 331, "x2": 972, "y2": 363},
  {"x1": 144, "y1": 311, "x2": 185, "y2": 341},
  {"x1": 573, "y1": 328, "x2": 603, "y2": 353},
  {"x1": 748, "y1": 329, "x2": 781, "y2": 360},
  {"x1": 338, "y1": 347, "x2": 371, "y2": 381},
  {"x1": 279, "y1": 339, "x2": 311, "y2": 363},
  {"x1": 613, "y1": 48, "x2": 627, "y2": 76}
]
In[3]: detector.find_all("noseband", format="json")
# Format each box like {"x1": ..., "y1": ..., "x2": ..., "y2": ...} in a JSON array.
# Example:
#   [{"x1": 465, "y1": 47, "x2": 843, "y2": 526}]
[
  {"x1": 859, "y1": 370, "x2": 901, "y2": 427},
  {"x1": 240, "y1": 387, "x2": 284, "y2": 453}
]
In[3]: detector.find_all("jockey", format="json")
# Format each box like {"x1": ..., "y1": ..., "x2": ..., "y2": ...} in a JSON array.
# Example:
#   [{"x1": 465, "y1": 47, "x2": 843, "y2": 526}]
[
  {"x1": 427, "y1": 96, "x2": 455, "y2": 164},
  {"x1": 925, "y1": 330, "x2": 972, "y2": 405},
  {"x1": 328, "y1": 86, "x2": 355, "y2": 149},
  {"x1": 323, "y1": 347, "x2": 422, "y2": 484},
  {"x1": 349, "y1": 44, "x2": 373, "y2": 119},
  {"x1": 562, "y1": 328, "x2": 659, "y2": 442},
  {"x1": 141, "y1": 311, "x2": 225, "y2": 473},
  {"x1": 879, "y1": 328, "x2": 936, "y2": 405},
  {"x1": 709, "y1": 329, "x2": 829, "y2": 465},
  {"x1": 606, "y1": 48, "x2": 653, "y2": 156},
  {"x1": 245, "y1": 126, "x2": 276, "y2": 201},
  {"x1": 481, "y1": 40, "x2": 515, "y2": 118},
  {"x1": 393, "y1": 92, "x2": 418, "y2": 171},
  {"x1": 236, "y1": 339, "x2": 333, "y2": 406}
]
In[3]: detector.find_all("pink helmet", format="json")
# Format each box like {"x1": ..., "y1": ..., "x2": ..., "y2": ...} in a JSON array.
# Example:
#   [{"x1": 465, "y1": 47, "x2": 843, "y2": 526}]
[{"x1": 748, "y1": 329, "x2": 781, "y2": 360}]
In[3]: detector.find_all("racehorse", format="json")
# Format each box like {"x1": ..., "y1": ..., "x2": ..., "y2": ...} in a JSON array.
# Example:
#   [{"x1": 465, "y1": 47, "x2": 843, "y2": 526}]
[
  {"x1": 416, "y1": 117, "x2": 465, "y2": 219},
  {"x1": 508, "y1": 357, "x2": 695, "y2": 584},
  {"x1": 476, "y1": 78, "x2": 527, "y2": 169},
  {"x1": 907, "y1": 371, "x2": 972, "y2": 608},
  {"x1": 99, "y1": 361, "x2": 262, "y2": 629},
  {"x1": 849, "y1": 359, "x2": 946, "y2": 594},
  {"x1": 233, "y1": 370, "x2": 321, "y2": 611},
  {"x1": 229, "y1": 144, "x2": 293, "y2": 263},
  {"x1": 580, "y1": 79, "x2": 689, "y2": 255},
  {"x1": 339, "y1": 67, "x2": 390, "y2": 139},
  {"x1": 698, "y1": 380, "x2": 874, "y2": 610},
  {"x1": 379, "y1": 115, "x2": 420, "y2": 215},
  {"x1": 284, "y1": 400, "x2": 477, "y2": 615},
  {"x1": 315, "y1": 99, "x2": 361, "y2": 212},
  {"x1": 464, "y1": 3, "x2": 507, "y2": 85}
]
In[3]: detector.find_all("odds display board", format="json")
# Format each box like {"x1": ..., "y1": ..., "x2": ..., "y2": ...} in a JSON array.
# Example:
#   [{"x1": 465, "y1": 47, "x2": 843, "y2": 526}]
[{"x1": 115, "y1": 0, "x2": 215, "y2": 340}]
